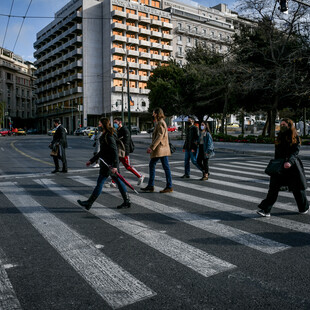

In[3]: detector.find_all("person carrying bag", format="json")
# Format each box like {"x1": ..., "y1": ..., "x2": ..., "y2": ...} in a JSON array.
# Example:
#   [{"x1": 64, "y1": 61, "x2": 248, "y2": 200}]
[{"x1": 257, "y1": 118, "x2": 309, "y2": 217}]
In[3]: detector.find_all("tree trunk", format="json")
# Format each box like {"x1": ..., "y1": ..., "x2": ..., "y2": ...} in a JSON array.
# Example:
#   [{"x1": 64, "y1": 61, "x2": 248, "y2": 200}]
[
  {"x1": 221, "y1": 92, "x2": 229, "y2": 134},
  {"x1": 303, "y1": 106, "x2": 306, "y2": 137}
]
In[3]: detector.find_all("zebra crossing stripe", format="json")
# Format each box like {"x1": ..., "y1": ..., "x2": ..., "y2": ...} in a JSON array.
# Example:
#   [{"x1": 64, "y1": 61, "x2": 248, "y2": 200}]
[
  {"x1": 36, "y1": 178, "x2": 236, "y2": 278},
  {"x1": 71, "y1": 176, "x2": 290, "y2": 254},
  {"x1": 0, "y1": 250, "x2": 22, "y2": 310},
  {"x1": 148, "y1": 170, "x2": 310, "y2": 235},
  {"x1": 0, "y1": 182, "x2": 156, "y2": 309}
]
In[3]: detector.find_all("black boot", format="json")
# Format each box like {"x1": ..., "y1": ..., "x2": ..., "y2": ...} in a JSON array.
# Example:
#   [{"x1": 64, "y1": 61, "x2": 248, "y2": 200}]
[
  {"x1": 117, "y1": 193, "x2": 131, "y2": 209},
  {"x1": 77, "y1": 194, "x2": 97, "y2": 210}
]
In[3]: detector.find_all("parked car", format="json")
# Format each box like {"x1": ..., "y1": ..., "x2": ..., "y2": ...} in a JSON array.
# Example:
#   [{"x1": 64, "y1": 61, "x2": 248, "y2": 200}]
[
  {"x1": 167, "y1": 125, "x2": 177, "y2": 132},
  {"x1": 227, "y1": 123, "x2": 240, "y2": 128},
  {"x1": 17, "y1": 128, "x2": 26, "y2": 135},
  {"x1": 147, "y1": 127, "x2": 154, "y2": 134},
  {"x1": 74, "y1": 126, "x2": 86, "y2": 136},
  {"x1": 26, "y1": 128, "x2": 38, "y2": 134},
  {"x1": 47, "y1": 128, "x2": 56, "y2": 136},
  {"x1": 88, "y1": 127, "x2": 99, "y2": 138},
  {"x1": 0, "y1": 128, "x2": 11, "y2": 136},
  {"x1": 131, "y1": 126, "x2": 140, "y2": 135}
]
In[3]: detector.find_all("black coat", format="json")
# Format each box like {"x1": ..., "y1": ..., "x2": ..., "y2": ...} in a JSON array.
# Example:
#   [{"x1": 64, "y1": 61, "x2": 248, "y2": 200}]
[
  {"x1": 90, "y1": 132, "x2": 119, "y2": 176},
  {"x1": 117, "y1": 126, "x2": 130, "y2": 156},
  {"x1": 51, "y1": 125, "x2": 67, "y2": 148},
  {"x1": 183, "y1": 125, "x2": 199, "y2": 151},
  {"x1": 271, "y1": 136, "x2": 307, "y2": 190}
]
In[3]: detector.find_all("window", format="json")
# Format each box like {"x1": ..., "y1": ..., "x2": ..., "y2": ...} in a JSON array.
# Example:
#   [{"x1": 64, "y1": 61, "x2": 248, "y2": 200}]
[
  {"x1": 112, "y1": 5, "x2": 123, "y2": 11},
  {"x1": 151, "y1": 1, "x2": 160, "y2": 8},
  {"x1": 150, "y1": 14, "x2": 159, "y2": 20},
  {"x1": 211, "y1": 31, "x2": 215, "y2": 37},
  {"x1": 195, "y1": 39, "x2": 198, "y2": 46},
  {"x1": 141, "y1": 101, "x2": 146, "y2": 107},
  {"x1": 126, "y1": 9, "x2": 136, "y2": 14},
  {"x1": 161, "y1": 18, "x2": 169, "y2": 23},
  {"x1": 139, "y1": 12, "x2": 147, "y2": 17},
  {"x1": 178, "y1": 46, "x2": 182, "y2": 54},
  {"x1": 187, "y1": 25, "x2": 191, "y2": 31},
  {"x1": 203, "y1": 29, "x2": 206, "y2": 36},
  {"x1": 187, "y1": 37, "x2": 191, "y2": 43},
  {"x1": 140, "y1": 0, "x2": 149, "y2": 4},
  {"x1": 178, "y1": 60, "x2": 182, "y2": 66},
  {"x1": 178, "y1": 23, "x2": 182, "y2": 29}
]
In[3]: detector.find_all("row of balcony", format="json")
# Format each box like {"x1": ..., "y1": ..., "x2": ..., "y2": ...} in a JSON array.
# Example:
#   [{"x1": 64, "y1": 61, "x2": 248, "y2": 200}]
[
  {"x1": 35, "y1": 36, "x2": 82, "y2": 64},
  {"x1": 112, "y1": 73, "x2": 149, "y2": 82},
  {"x1": 36, "y1": 49, "x2": 83, "y2": 74},
  {"x1": 35, "y1": 11, "x2": 82, "y2": 48},
  {"x1": 112, "y1": 11, "x2": 173, "y2": 28},
  {"x1": 112, "y1": 34, "x2": 172, "y2": 44},
  {"x1": 36, "y1": 86, "x2": 83, "y2": 104},
  {"x1": 36, "y1": 60, "x2": 83, "y2": 83},
  {"x1": 35, "y1": 24, "x2": 82, "y2": 58},
  {"x1": 112, "y1": 86, "x2": 150, "y2": 95},
  {"x1": 112, "y1": 56, "x2": 168, "y2": 68},
  {"x1": 112, "y1": 47, "x2": 171, "y2": 57},
  {"x1": 36, "y1": 73, "x2": 83, "y2": 92},
  {"x1": 112, "y1": 37, "x2": 173, "y2": 50}
]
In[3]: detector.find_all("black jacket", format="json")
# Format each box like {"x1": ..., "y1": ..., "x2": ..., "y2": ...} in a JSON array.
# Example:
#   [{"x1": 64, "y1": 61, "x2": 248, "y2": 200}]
[
  {"x1": 51, "y1": 125, "x2": 67, "y2": 148},
  {"x1": 271, "y1": 136, "x2": 307, "y2": 190},
  {"x1": 117, "y1": 126, "x2": 130, "y2": 156},
  {"x1": 90, "y1": 132, "x2": 119, "y2": 176},
  {"x1": 183, "y1": 125, "x2": 199, "y2": 151}
]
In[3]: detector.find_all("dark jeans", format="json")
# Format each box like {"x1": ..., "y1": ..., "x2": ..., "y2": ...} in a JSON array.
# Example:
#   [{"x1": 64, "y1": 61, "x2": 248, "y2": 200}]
[
  {"x1": 148, "y1": 156, "x2": 172, "y2": 188},
  {"x1": 92, "y1": 174, "x2": 127, "y2": 201},
  {"x1": 53, "y1": 146, "x2": 67, "y2": 170},
  {"x1": 196, "y1": 145, "x2": 209, "y2": 174},
  {"x1": 258, "y1": 183, "x2": 309, "y2": 213},
  {"x1": 184, "y1": 149, "x2": 202, "y2": 176}
]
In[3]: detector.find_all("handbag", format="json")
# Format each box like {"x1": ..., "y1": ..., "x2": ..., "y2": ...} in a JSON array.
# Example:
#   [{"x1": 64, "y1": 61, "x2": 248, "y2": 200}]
[
  {"x1": 265, "y1": 158, "x2": 285, "y2": 176},
  {"x1": 169, "y1": 142, "x2": 176, "y2": 154},
  {"x1": 50, "y1": 144, "x2": 59, "y2": 157}
]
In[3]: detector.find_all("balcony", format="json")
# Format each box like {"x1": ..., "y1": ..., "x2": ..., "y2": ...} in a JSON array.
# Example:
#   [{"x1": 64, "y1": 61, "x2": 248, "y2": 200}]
[
  {"x1": 175, "y1": 52, "x2": 184, "y2": 58},
  {"x1": 139, "y1": 40, "x2": 151, "y2": 47},
  {"x1": 151, "y1": 19, "x2": 162, "y2": 26},
  {"x1": 162, "y1": 55, "x2": 170, "y2": 62},
  {"x1": 112, "y1": 22, "x2": 126, "y2": 31},
  {"x1": 162, "y1": 45, "x2": 173, "y2": 51},
  {"x1": 112, "y1": 10, "x2": 126, "y2": 18},
  {"x1": 150, "y1": 31, "x2": 162, "y2": 38},
  {"x1": 127, "y1": 38, "x2": 139, "y2": 45},
  {"x1": 139, "y1": 16, "x2": 150, "y2": 23},
  {"x1": 127, "y1": 25, "x2": 138, "y2": 33},
  {"x1": 162, "y1": 22, "x2": 173, "y2": 29},
  {"x1": 112, "y1": 47, "x2": 126, "y2": 55},
  {"x1": 112, "y1": 35, "x2": 127, "y2": 43},
  {"x1": 127, "y1": 50, "x2": 139, "y2": 57},
  {"x1": 151, "y1": 42, "x2": 162, "y2": 49},
  {"x1": 127, "y1": 13, "x2": 139, "y2": 21},
  {"x1": 140, "y1": 88, "x2": 150, "y2": 94},
  {"x1": 130, "y1": 87, "x2": 140, "y2": 94},
  {"x1": 128, "y1": 62, "x2": 139, "y2": 69},
  {"x1": 112, "y1": 59, "x2": 126, "y2": 67},
  {"x1": 139, "y1": 52, "x2": 151, "y2": 59},
  {"x1": 129, "y1": 74, "x2": 139, "y2": 80},
  {"x1": 151, "y1": 54, "x2": 162, "y2": 60},
  {"x1": 162, "y1": 33, "x2": 173, "y2": 40},
  {"x1": 139, "y1": 75, "x2": 149, "y2": 82},
  {"x1": 139, "y1": 28, "x2": 150, "y2": 35}
]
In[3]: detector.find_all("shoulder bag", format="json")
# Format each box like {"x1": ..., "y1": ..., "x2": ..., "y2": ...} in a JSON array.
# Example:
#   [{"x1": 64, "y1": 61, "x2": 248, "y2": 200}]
[{"x1": 265, "y1": 158, "x2": 285, "y2": 176}]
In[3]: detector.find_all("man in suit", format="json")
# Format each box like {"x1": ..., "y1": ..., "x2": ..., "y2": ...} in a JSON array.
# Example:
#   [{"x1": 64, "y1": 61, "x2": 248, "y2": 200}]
[{"x1": 49, "y1": 119, "x2": 68, "y2": 173}]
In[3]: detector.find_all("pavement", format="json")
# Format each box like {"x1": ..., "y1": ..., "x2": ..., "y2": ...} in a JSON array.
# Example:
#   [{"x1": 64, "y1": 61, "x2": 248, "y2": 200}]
[{"x1": 132, "y1": 133, "x2": 310, "y2": 160}]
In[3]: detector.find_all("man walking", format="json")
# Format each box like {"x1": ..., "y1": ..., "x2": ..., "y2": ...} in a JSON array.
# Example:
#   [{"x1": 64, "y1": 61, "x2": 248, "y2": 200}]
[
  {"x1": 113, "y1": 118, "x2": 144, "y2": 185},
  {"x1": 49, "y1": 119, "x2": 68, "y2": 173},
  {"x1": 181, "y1": 116, "x2": 200, "y2": 178}
]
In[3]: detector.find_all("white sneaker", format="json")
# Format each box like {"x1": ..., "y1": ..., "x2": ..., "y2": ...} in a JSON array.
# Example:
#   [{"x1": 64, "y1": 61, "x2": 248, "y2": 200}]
[
  {"x1": 93, "y1": 163, "x2": 100, "y2": 168},
  {"x1": 110, "y1": 182, "x2": 117, "y2": 188},
  {"x1": 256, "y1": 209, "x2": 271, "y2": 218},
  {"x1": 104, "y1": 183, "x2": 110, "y2": 188},
  {"x1": 137, "y1": 175, "x2": 145, "y2": 186},
  {"x1": 299, "y1": 209, "x2": 309, "y2": 214}
]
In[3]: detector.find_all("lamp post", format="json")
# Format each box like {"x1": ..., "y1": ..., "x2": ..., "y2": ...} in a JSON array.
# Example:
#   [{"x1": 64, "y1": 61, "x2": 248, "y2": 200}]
[
  {"x1": 126, "y1": 61, "x2": 131, "y2": 134},
  {"x1": 67, "y1": 82, "x2": 74, "y2": 134}
]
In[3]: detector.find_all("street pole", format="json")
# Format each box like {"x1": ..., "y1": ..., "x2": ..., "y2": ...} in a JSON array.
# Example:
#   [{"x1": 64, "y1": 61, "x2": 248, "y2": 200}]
[
  {"x1": 126, "y1": 61, "x2": 131, "y2": 134},
  {"x1": 121, "y1": 77, "x2": 124, "y2": 124}
]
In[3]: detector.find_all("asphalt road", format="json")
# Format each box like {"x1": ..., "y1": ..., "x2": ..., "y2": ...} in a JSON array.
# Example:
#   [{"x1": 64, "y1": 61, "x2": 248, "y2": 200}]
[{"x1": 0, "y1": 134, "x2": 310, "y2": 310}]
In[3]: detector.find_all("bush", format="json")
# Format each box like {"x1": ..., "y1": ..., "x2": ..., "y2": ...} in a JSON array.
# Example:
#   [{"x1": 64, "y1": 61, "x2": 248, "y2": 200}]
[{"x1": 213, "y1": 133, "x2": 275, "y2": 144}]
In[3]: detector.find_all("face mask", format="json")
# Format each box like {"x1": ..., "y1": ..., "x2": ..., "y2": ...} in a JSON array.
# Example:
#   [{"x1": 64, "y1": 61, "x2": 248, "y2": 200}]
[
  {"x1": 98, "y1": 126, "x2": 103, "y2": 132},
  {"x1": 201, "y1": 125, "x2": 205, "y2": 130},
  {"x1": 280, "y1": 125, "x2": 288, "y2": 133},
  {"x1": 113, "y1": 123, "x2": 119, "y2": 129}
]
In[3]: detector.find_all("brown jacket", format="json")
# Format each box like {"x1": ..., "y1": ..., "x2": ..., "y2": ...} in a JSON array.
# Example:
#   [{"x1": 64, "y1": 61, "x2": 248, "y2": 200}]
[{"x1": 149, "y1": 119, "x2": 171, "y2": 158}]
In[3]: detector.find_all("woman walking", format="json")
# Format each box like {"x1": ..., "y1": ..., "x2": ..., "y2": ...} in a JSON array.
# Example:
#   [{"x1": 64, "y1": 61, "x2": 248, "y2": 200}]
[
  {"x1": 141, "y1": 108, "x2": 173, "y2": 193},
  {"x1": 77, "y1": 117, "x2": 131, "y2": 210},
  {"x1": 197, "y1": 121, "x2": 215, "y2": 180},
  {"x1": 257, "y1": 118, "x2": 309, "y2": 217}
]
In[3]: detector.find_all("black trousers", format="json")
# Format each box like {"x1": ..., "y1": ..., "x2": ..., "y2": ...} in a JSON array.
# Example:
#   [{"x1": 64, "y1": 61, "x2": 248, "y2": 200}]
[
  {"x1": 196, "y1": 145, "x2": 209, "y2": 174},
  {"x1": 258, "y1": 183, "x2": 309, "y2": 213},
  {"x1": 53, "y1": 146, "x2": 67, "y2": 171}
]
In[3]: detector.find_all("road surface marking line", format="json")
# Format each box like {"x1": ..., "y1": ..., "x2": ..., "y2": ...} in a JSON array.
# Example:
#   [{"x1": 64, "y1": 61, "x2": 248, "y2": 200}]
[
  {"x1": 148, "y1": 171, "x2": 310, "y2": 235},
  {"x1": 36, "y1": 179, "x2": 236, "y2": 278},
  {"x1": 0, "y1": 250, "x2": 22, "y2": 310},
  {"x1": 71, "y1": 176, "x2": 290, "y2": 254},
  {"x1": 0, "y1": 182, "x2": 155, "y2": 309},
  {"x1": 1, "y1": 147, "x2": 4, "y2": 151},
  {"x1": 10, "y1": 141, "x2": 53, "y2": 166}
]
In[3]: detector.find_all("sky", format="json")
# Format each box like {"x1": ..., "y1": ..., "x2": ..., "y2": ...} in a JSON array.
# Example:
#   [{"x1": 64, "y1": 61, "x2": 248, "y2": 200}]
[{"x1": 0, "y1": 0, "x2": 237, "y2": 62}]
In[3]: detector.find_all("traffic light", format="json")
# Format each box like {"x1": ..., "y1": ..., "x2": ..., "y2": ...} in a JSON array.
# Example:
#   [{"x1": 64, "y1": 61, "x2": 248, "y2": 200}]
[{"x1": 278, "y1": 0, "x2": 288, "y2": 12}]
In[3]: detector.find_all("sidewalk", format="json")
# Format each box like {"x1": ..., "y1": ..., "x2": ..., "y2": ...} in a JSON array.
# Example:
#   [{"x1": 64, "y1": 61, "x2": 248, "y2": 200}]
[{"x1": 132, "y1": 134, "x2": 310, "y2": 160}]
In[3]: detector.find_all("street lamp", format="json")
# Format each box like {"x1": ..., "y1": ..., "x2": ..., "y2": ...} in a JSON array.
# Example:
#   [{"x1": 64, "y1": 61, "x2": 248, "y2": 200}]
[{"x1": 67, "y1": 82, "x2": 74, "y2": 134}]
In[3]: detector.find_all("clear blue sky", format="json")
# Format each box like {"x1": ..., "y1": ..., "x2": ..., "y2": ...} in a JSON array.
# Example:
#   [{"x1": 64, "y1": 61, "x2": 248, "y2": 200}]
[{"x1": 0, "y1": 0, "x2": 237, "y2": 62}]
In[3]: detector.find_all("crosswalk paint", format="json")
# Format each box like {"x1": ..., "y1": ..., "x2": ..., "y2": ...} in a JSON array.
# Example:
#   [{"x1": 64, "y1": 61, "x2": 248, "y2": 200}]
[
  {"x1": 0, "y1": 249, "x2": 22, "y2": 310},
  {"x1": 36, "y1": 178, "x2": 236, "y2": 278},
  {"x1": 0, "y1": 182, "x2": 156, "y2": 309},
  {"x1": 71, "y1": 176, "x2": 290, "y2": 254}
]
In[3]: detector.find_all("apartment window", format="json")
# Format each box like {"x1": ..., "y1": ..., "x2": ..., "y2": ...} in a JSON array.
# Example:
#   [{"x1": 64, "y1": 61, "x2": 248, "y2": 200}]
[
  {"x1": 139, "y1": 24, "x2": 147, "y2": 29},
  {"x1": 178, "y1": 46, "x2": 182, "y2": 54},
  {"x1": 203, "y1": 29, "x2": 207, "y2": 36},
  {"x1": 113, "y1": 42, "x2": 123, "y2": 48},
  {"x1": 141, "y1": 101, "x2": 146, "y2": 107},
  {"x1": 139, "y1": 59, "x2": 148, "y2": 64},
  {"x1": 150, "y1": 14, "x2": 159, "y2": 20},
  {"x1": 187, "y1": 25, "x2": 191, "y2": 31},
  {"x1": 194, "y1": 27, "x2": 198, "y2": 33},
  {"x1": 139, "y1": 35, "x2": 147, "y2": 40},
  {"x1": 126, "y1": 9, "x2": 136, "y2": 14},
  {"x1": 113, "y1": 79, "x2": 123, "y2": 87},
  {"x1": 211, "y1": 31, "x2": 215, "y2": 37},
  {"x1": 112, "y1": 5, "x2": 123, "y2": 11},
  {"x1": 162, "y1": 51, "x2": 170, "y2": 56},
  {"x1": 219, "y1": 33, "x2": 222, "y2": 39},
  {"x1": 178, "y1": 23, "x2": 182, "y2": 29},
  {"x1": 139, "y1": 12, "x2": 147, "y2": 17},
  {"x1": 113, "y1": 30, "x2": 123, "y2": 36},
  {"x1": 113, "y1": 18, "x2": 123, "y2": 24},
  {"x1": 6, "y1": 73, "x2": 12, "y2": 80},
  {"x1": 162, "y1": 40, "x2": 170, "y2": 45},
  {"x1": 178, "y1": 35, "x2": 182, "y2": 42},
  {"x1": 162, "y1": 30, "x2": 170, "y2": 34},
  {"x1": 139, "y1": 47, "x2": 147, "y2": 52},
  {"x1": 127, "y1": 57, "x2": 136, "y2": 63},
  {"x1": 150, "y1": 26, "x2": 159, "y2": 32},
  {"x1": 126, "y1": 33, "x2": 136, "y2": 38},
  {"x1": 187, "y1": 37, "x2": 191, "y2": 43},
  {"x1": 126, "y1": 21, "x2": 136, "y2": 26},
  {"x1": 150, "y1": 38, "x2": 159, "y2": 43},
  {"x1": 113, "y1": 55, "x2": 123, "y2": 61},
  {"x1": 140, "y1": 0, "x2": 149, "y2": 4},
  {"x1": 151, "y1": 1, "x2": 160, "y2": 8},
  {"x1": 194, "y1": 39, "x2": 198, "y2": 46}
]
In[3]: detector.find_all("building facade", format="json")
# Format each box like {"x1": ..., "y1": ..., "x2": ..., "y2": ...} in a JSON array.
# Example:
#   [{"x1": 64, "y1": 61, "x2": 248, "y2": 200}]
[
  {"x1": 34, "y1": 0, "x2": 252, "y2": 133},
  {"x1": 0, "y1": 48, "x2": 36, "y2": 129}
]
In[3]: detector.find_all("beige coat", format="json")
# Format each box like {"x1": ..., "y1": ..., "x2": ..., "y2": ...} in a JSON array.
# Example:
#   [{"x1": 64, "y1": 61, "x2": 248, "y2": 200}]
[{"x1": 149, "y1": 119, "x2": 171, "y2": 158}]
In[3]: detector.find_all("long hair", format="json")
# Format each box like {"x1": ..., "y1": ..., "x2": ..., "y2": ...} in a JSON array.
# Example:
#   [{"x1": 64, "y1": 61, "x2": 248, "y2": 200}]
[
  {"x1": 201, "y1": 121, "x2": 211, "y2": 135},
  {"x1": 99, "y1": 117, "x2": 114, "y2": 136},
  {"x1": 153, "y1": 107, "x2": 165, "y2": 120},
  {"x1": 276, "y1": 118, "x2": 298, "y2": 145}
]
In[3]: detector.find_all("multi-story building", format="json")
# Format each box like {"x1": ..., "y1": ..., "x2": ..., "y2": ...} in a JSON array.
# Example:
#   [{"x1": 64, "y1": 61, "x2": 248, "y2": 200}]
[
  {"x1": 34, "y1": 0, "x2": 172, "y2": 133},
  {"x1": 0, "y1": 48, "x2": 36, "y2": 129},
  {"x1": 34, "y1": 0, "x2": 252, "y2": 133}
]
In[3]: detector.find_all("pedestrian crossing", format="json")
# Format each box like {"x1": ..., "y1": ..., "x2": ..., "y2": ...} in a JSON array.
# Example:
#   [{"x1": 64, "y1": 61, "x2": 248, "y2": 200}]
[{"x1": 0, "y1": 157, "x2": 309, "y2": 309}]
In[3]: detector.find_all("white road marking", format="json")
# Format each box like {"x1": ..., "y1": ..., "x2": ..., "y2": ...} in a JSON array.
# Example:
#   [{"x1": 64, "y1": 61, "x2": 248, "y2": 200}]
[
  {"x1": 0, "y1": 182, "x2": 155, "y2": 309},
  {"x1": 1, "y1": 147, "x2": 4, "y2": 151},
  {"x1": 71, "y1": 176, "x2": 290, "y2": 254},
  {"x1": 36, "y1": 178, "x2": 236, "y2": 278},
  {"x1": 0, "y1": 249, "x2": 22, "y2": 310}
]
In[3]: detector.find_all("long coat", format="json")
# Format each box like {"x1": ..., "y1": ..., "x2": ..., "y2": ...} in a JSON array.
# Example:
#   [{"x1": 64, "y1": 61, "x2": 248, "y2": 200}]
[
  {"x1": 149, "y1": 119, "x2": 171, "y2": 158},
  {"x1": 51, "y1": 125, "x2": 67, "y2": 148},
  {"x1": 90, "y1": 131, "x2": 119, "y2": 177},
  {"x1": 271, "y1": 136, "x2": 307, "y2": 190}
]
